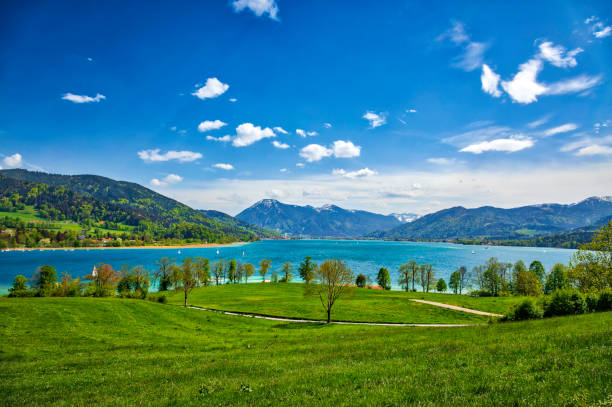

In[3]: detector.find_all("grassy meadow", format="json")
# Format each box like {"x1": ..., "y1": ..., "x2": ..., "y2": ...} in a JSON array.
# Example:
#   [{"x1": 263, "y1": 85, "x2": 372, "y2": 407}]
[{"x1": 0, "y1": 297, "x2": 610, "y2": 406}]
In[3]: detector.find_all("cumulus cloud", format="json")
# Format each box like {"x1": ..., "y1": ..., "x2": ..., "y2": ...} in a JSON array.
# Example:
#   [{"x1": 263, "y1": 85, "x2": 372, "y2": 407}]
[
  {"x1": 198, "y1": 120, "x2": 227, "y2": 132},
  {"x1": 332, "y1": 168, "x2": 377, "y2": 179},
  {"x1": 2, "y1": 153, "x2": 22, "y2": 168},
  {"x1": 296, "y1": 129, "x2": 318, "y2": 137},
  {"x1": 273, "y1": 126, "x2": 288, "y2": 134},
  {"x1": 481, "y1": 64, "x2": 501, "y2": 97},
  {"x1": 501, "y1": 59, "x2": 548, "y2": 104},
  {"x1": 232, "y1": 123, "x2": 276, "y2": 147},
  {"x1": 137, "y1": 149, "x2": 202, "y2": 162},
  {"x1": 206, "y1": 135, "x2": 232, "y2": 143},
  {"x1": 150, "y1": 174, "x2": 183, "y2": 187},
  {"x1": 427, "y1": 157, "x2": 455, "y2": 165},
  {"x1": 272, "y1": 140, "x2": 290, "y2": 149},
  {"x1": 331, "y1": 140, "x2": 361, "y2": 158},
  {"x1": 62, "y1": 93, "x2": 106, "y2": 103},
  {"x1": 538, "y1": 42, "x2": 583, "y2": 68},
  {"x1": 460, "y1": 137, "x2": 534, "y2": 154},
  {"x1": 192, "y1": 78, "x2": 229, "y2": 100},
  {"x1": 232, "y1": 0, "x2": 278, "y2": 20},
  {"x1": 213, "y1": 163, "x2": 234, "y2": 170},
  {"x1": 362, "y1": 111, "x2": 386, "y2": 128},
  {"x1": 299, "y1": 144, "x2": 333, "y2": 162},
  {"x1": 544, "y1": 123, "x2": 578, "y2": 137},
  {"x1": 586, "y1": 17, "x2": 612, "y2": 39}
]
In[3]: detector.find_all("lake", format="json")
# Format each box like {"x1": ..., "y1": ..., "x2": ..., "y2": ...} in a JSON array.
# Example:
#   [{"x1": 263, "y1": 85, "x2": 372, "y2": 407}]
[{"x1": 0, "y1": 240, "x2": 576, "y2": 294}]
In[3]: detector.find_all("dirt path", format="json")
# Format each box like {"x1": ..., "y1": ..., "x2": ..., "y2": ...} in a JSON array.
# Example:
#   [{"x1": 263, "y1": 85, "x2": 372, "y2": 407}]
[
  {"x1": 409, "y1": 299, "x2": 504, "y2": 317},
  {"x1": 187, "y1": 306, "x2": 482, "y2": 327}
]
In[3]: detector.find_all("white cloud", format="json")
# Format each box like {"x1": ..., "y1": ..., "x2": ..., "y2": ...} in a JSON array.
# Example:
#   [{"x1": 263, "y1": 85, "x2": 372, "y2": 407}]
[
  {"x1": 62, "y1": 93, "x2": 106, "y2": 103},
  {"x1": 232, "y1": 123, "x2": 276, "y2": 147},
  {"x1": 460, "y1": 137, "x2": 534, "y2": 154},
  {"x1": 546, "y1": 74, "x2": 602, "y2": 95},
  {"x1": 137, "y1": 149, "x2": 202, "y2": 162},
  {"x1": 407, "y1": 109, "x2": 417, "y2": 113},
  {"x1": 192, "y1": 78, "x2": 229, "y2": 100},
  {"x1": 594, "y1": 24, "x2": 612, "y2": 38},
  {"x1": 198, "y1": 120, "x2": 227, "y2": 133},
  {"x1": 229, "y1": 98, "x2": 237, "y2": 102},
  {"x1": 527, "y1": 115, "x2": 552, "y2": 129},
  {"x1": 170, "y1": 126, "x2": 177, "y2": 131},
  {"x1": 323, "y1": 123, "x2": 332, "y2": 128},
  {"x1": 280, "y1": 168, "x2": 287, "y2": 173},
  {"x1": 2, "y1": 153, "x2": 22, "y2": 168},
  {"x1": 87, "y1": 57, "x2": 93, "y2": 62},
  {"x1": 273, "y1": 126, "x2": 289, "y2": 134},
  {"x1": 561, "y1": 135, "x2": 612, "y2": 156},
  {"x1": 575, "y1": 145, "x2": 612, "y2": 156},
  {"x1": 296, "y1": 129, "x2": 318, "y2": 137},
  {"x1": 150, "y1": 174, "x2": 183, "y2": 187},
  {"x1": 232, "y1": 0, "x2": 278, "y2": 20},
  {"x1": 296, "y1": 163, "x2": 305, "y2": 168},
  {"x1": 439, "y1": 22, "x2": 487, "y2": 72},
  {"x1": 427, "y1": 157, "x2": 455, "y2": 165},
  {"x1": 544, "y1": 123, "x2": 578, "y2": 137},
  {"x1": 299, "y1": 144, "x2": 333, "y2": 162},
  {"x1": 362, "y1": 111, "x2": 386, "y2": 128},
  {"x1": 481, "y1": 64, "x2": 501, "y2": 97},
  {"x1": 206, "y1": 135, "x2": 232, "y2": 143},
  {"x1": 501, "y1": 59, "x2": 547, "y2": 104},
  {"x1": 332, "y1": 168, "x2": 377, "y2": 179},
  {"x1": 272, "y1": 140, "x2": 290, "y2": 149},
  {"x1": 331, "y1": 140, "x2": 361, "y2": 158},
  {"x1": 585, "y1": 16, "x2": 597, "y2": 24},
  {"x1": 213, "y1": 163, "x2": 234, "y2": 170},
  {"x1": 538, "y1": 41, "x2": 583, "y2": 68}
]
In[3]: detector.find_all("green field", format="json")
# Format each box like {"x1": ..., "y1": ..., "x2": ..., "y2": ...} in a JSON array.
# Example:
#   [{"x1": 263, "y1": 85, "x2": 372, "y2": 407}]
[
  {"x1": 0, "y1": 297, "x2": 610, "y2": 406},
  {"x1": 164, "y1": 283, "x2": 523, "y2": 323}
]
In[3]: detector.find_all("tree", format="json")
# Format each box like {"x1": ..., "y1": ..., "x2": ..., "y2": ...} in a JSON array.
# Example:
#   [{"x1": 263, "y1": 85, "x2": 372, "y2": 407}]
[
  {"x1": 436, "y1": 278, "x2": 447, "y2": 292},
  {"x1": 244, "y1": 263, "x2": 255, "y2": 283},
  {"x1": 117, "y1": 265, "x2": 150, "y2": 298},
  {"x1": 155, "y1": 257, "x2": 174, "y2": 291},
  {"x1": 298, "y1": 257, "x2": 317, "y2": 284},
  {"x1": 420, "y1": 264, "x2": 435, "y2": 292},
  {"x1": 458, "y1": 266, "x2": 468, "y2": 294},
  {"x1": 59, "y1": 272, "x2": 81, "y2": 297},
  {"x1": 545, "y1": 263, "x2": 568, "y2": 294},
  {"x1": 271, "y1": 268, "x2": 278, "y2": 283},
  {"x1": 280, "y1": 261, "x2": 293, "y2": 282},
  {"x1": 377, "y1": 267, "x2": 391, "y2": 290},
  {"x1": 31, "y1": 265, "x2": 58, "y2": 296},
  {"x1": 568, "y1": 221, "x2": 612, "y2": 292},
  {"x1": 398, "y1": 261, "x2": 419, "y2": 292},
  {"x1": 194, "y1": 257, "x2": 210, "y2": 286},
  {"x1": 472, "y1": 258, "x2": 512, "y2": 296},
  {"x1": 179, "y1": 257, "x2": 198, "y2": 307},
  {"x1": 259, "y1": 259, "x2": 272, "y2": 282},
  {"x1": 449, "y1": 270, "x2": 461, "y2": 294},
  {"x1": 85, "y1": 264, "x2": 120, "y2": 297},
  {"x1": 310, "y1": 259, "x2": 354, "y2": 323},
  {"x1": 529, "y1": 261, "x2": 546, "y2": 285},
  {"x1": 514, "y1": 271, "x2": 542, "y2": 296},
  {"x1": 212, "y1": 260, "x2": 226, "y2": 286},
  {"x1": 9, "y1": 275, "x2": 28, "y2": 296},
  {"x1": 356, "y1": 273, "x2": 367, "y2": 288},
  {"x1": 228, "y1": 259, "x2": 237, "y2": 283}
]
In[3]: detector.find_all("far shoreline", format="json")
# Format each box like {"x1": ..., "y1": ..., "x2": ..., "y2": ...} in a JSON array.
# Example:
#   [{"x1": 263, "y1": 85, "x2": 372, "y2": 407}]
[{"x1": 3, "y1": 242, "x2": 251, "y2": 251}]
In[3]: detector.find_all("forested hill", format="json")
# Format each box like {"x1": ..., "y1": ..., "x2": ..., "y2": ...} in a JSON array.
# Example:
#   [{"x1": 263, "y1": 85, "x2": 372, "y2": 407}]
[
  {"x1": 0, "y1": 170, "x2": 272, "y2": 246},
  {"x1": 368, "y1": 197, "x2": 612, "y2": 241}
]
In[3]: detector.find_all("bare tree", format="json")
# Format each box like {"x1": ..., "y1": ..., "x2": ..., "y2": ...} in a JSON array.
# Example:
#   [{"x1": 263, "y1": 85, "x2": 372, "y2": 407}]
[{"x1": 311, "y1": 259, "x2": 354, "y2": 323}]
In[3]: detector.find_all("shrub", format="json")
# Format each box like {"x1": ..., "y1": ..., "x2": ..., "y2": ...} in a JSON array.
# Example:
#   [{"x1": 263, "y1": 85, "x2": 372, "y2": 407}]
[
  {"x1": 543, "y1": 289, "x2": 587, "y2": 317},
  {"x1": 597, "y1": 289, "x2": 612, "y2": 311},
  {"x1": 503, "y1": 299, "x2": 543, "y2": 321},
  {"x1": 469, "y1": 289, "x2": 493, "y2": 297},
  {"x1": 355, "y1": 274, "x2": 367, "y2": 288},
  {"x1": 157, "y1": 295, "x2": 168, "y2": 304},
  {"x1": 585, "y1": 293, "x2": 599, "y2": 312}
]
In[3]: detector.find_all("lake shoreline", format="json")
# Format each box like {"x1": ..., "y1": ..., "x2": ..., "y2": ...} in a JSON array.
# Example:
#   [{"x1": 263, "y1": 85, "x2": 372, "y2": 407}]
[{"x1": 3, "y1": 242, "x2": 250, "y2": 251}]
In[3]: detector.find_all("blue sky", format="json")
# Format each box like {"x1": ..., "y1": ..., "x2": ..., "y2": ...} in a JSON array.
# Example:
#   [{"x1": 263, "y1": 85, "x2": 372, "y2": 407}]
[{"x1": 1, "y1": 0, "x2": 611, "y2": 215}]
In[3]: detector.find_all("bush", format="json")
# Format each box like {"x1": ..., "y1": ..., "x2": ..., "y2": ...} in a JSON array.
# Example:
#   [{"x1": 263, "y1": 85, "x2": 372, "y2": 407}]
[
  {"x1": 503, "y1": 299, "x2": 542, "y2": 321},
  {"x1": 543, "y1": 289, "x2": 587, "y2": 317},
  {"x1": 597, "y1": 289, "x2": 612, "y2": 311},
  {"x1": 157, "y1": 295, "x2": 168, "y2": 304},
  {"x1": 355, "y1": 274, "x2": 367, "y2": 288},
  {"x1": 469, "y1": 289, "x2": 493, "y2": 297},
  {"x1": 585, "y1": 293, "x2": 599, "y2": 312}
]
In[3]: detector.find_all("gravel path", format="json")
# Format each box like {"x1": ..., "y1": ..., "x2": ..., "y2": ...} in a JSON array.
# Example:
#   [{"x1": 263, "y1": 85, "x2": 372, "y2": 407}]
[
  {"x1": 409, "y1": 299, "x2": 504, "y2": 317},
  {"x1": 187, "y1": 306, "x2": 483, "y2": 327}
]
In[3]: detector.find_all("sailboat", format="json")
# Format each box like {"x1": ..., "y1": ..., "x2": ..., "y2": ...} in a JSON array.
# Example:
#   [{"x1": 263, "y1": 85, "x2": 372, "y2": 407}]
[
  {"x1": 177, "y1": 250, "x2": 181, "y2": 254},
  {"x1": 216, "y1": 249, "x2": 220, "y2": 255}
]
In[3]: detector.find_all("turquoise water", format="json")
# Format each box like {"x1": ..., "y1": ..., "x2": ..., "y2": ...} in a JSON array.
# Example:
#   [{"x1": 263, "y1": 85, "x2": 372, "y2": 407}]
[{"x1": 0, "y1": 240, "x2": 576, "y2": 294}]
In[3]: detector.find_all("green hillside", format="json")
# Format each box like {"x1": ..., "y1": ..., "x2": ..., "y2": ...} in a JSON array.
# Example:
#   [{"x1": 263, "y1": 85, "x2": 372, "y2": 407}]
[{"x1": 0, "y1": 297, "x2": 610, "y2": 406}]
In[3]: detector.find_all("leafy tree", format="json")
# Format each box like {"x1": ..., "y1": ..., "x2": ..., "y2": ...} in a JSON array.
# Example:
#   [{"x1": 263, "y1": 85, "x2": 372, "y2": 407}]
[
  {"x1": 154, "y1": 257, "x2": 174, "y2": 291},
  {"x1": 228, "y1": 259, "x2": 237, "y2": 283},
  {"x1": 271, "y1": 268, "x2": 278, "y2": 283},
  {"x1": 280, "y1": 261, "x2": 293, "y2": 283},
  {"x1": 545, "y1": 263, "x2": 568, "y2": 294},
  {"x1": 529, "y1": 261, "x2": 546, "y2": 284},
  {"x1": 117, "y1": 265, "x2": 150, "y2": 298},
  {"x1": 236, "y1": 262, "x2": 245, "y2": 283},
  {"x1": 511, "y1": 260, "x2": 528, "y2": 293},
  {"x1": 568, "y1": 221, "x2": 612, "y2": 292},
  {"x1": 178, "y1": 257, "x2": 198, "y2": 307},
  {"x1": 309, "y1": 259, "x2": 354, "y2": 323},
  {"x1": 355, "y1": 273, "x2": 367, "y2": 288},
  {"x1": 9, "y1": 275, "x2": 29, "y2": 296},
  {"x1": 85, "y1": 264, "x2": 120, "y2": 297},
  {"x1": 169, "y1": 264, "x2": 183, "y2": 289},
  {"x1": 259, "y1": 259, "x2": 272, "y2": 282},
  {"x1": 298, "y1": 257, "x2": 317, "y2": 284},
  {"x1": 398, "y1": 261, "x2": 419, "y2": 292},
  {"x1": 420, "y1": 264, "x2": 435, "y2": 293},
  {"x1": 458, "y1": 265, "x2": 468, "y2": 294},
  {"x1": 244, "y1": 263, "x2": 255, "y2": 283},
  {"x1": 377, "y1": 267, "x2": 391, "y2": 290},
  {"x1": 436, "y1": 278, "x2": 447, "y2": 292},
  {"x1": 514, "y1": 270, "x2": 542, "y2": 296},
  {"x1": 212, "y1": 260, "x2": 226, "y2": 286},
  {"x1": 31, "y1": 265, "x2": 58, "y2": 296},
  {"x1": 59, "y1": 272, "x2": 81, "y2": 297},
  {"x1": 449, "y1": 270, "x2": 461, "y2": 294},
  {"x1": 194, "y1": 257, "x2": 210, "y2": 286}
]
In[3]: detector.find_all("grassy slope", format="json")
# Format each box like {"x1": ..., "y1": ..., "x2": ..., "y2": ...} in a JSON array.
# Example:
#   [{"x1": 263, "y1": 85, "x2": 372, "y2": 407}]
[
  {"x1": 165, "y1": 283, "x2": 528, "y2": 323},
  {"x1": 0, "y1": 298, "x2": 610, "y2": 406}
]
